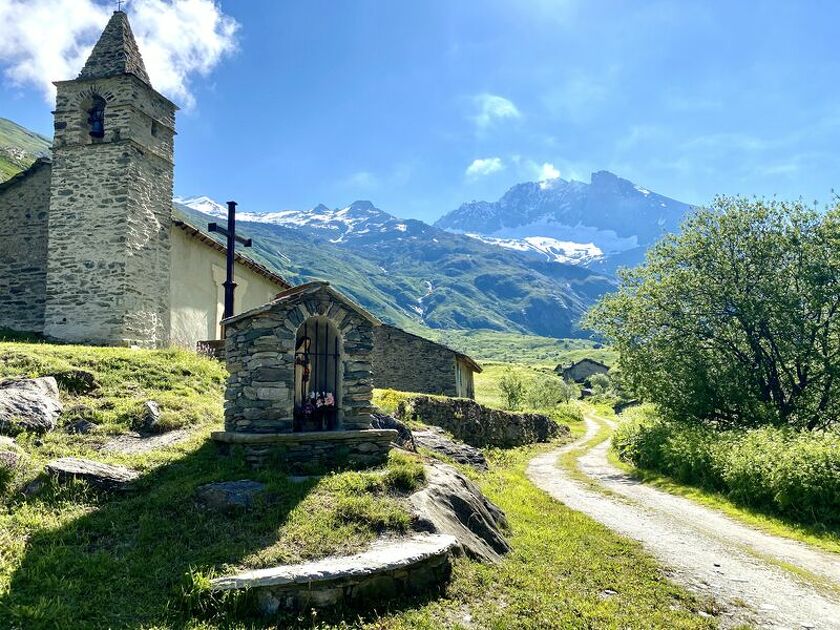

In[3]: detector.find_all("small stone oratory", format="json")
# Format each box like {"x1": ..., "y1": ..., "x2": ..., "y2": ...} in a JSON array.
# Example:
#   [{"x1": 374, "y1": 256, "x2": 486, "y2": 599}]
[{"x1": 0, "y1": 11, "x2": 289, "y2": 348}]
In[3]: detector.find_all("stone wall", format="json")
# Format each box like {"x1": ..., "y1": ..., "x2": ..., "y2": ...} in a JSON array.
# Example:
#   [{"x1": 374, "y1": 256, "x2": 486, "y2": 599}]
[
  {"x1": 0, "y1": 160, "x2": 51, "y2": 334},
  {"x1": 372, "y1": 325, "x2": 460, "y2": 397},
  {"x1": 213, "y1": 429, "x2": 396, "y2": 471},
  {"x1": 43, "y1": 73, "x2": 175, "y2": 347},
  {"x1": 224, "y1": 284, "x2": 377, "y2": 434},
  {"x1": 396, "y1": 396, "x2": 564, "y2": 448}
]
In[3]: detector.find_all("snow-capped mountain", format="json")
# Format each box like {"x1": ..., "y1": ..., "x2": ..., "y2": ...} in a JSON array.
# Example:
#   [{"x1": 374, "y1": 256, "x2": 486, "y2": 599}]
[
  {"x1": 436, "y1": 171, "x2": 693, "y2": 271},
  {"x1": 175, "y1": 197, "x2": 417, "y2": 244},
  {"x1": 465, "y1": 233, "x2": 603, "y2": 265},
  {"x1": 173, "y1": 196, "x2": 616, "y2": 338}
]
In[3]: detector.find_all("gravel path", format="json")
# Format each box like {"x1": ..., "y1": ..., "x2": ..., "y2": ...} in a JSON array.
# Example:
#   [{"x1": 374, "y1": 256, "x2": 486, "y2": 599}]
[{"x1": 527, "y1": 417, "x2": 840, "y2": 629}]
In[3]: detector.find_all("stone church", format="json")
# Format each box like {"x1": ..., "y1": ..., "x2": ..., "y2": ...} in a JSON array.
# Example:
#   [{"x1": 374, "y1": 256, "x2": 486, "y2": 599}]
[
  {"x1": 0, "y1": 10, "x2": 289, "y2": 349},
  {"x1": 0, "y1": 10, "x2": 482, "y2": 399}
]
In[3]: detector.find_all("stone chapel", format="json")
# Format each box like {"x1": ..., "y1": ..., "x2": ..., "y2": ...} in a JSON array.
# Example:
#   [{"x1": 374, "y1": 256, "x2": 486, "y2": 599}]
[{"x1": 0, "y1": 10, "x2": 289, "y2": 349}]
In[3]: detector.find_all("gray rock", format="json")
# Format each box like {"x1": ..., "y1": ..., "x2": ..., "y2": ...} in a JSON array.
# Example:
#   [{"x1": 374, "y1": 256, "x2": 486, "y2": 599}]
[
  {"x1": 371, "y1": 413, "x2": 415, "y2": 450},
  {"x1": 140, "y1": 400, "x2": 161, "y2": 432},
  {"x1": 102, "y1": 429, "x2": 189, "y2": 454},
  {"x1": 410, "y1": 461, "x2": 510, "y2": 562},
  {"x1": 196, "y1": 480, "x2": 266, "y2": 510},
  {"x1": 46, "y1": 457, "x2": 139, "y2": 491},
  {"x1": 0, "y1": 377, "x2": 63, "y2": 436},
  {"x1": 414, "y1": 427, "x2": 488, "y2": 471}
]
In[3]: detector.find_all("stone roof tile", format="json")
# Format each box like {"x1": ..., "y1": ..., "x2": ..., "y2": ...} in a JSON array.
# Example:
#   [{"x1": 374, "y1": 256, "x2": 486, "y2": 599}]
[{"x1": 78, "y1": 11, "x2": 151, "y2": 85}]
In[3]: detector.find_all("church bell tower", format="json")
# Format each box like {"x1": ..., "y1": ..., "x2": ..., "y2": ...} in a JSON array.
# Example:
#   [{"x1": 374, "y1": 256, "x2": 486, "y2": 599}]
[{"x1": 43, "y1": 10, "x2": 177, "y2": 347}]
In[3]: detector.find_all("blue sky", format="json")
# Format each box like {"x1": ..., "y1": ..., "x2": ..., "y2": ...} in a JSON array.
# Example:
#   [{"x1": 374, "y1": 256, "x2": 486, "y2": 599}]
[{"x1": 2, "y1": 0, "x2": 839, "y2": 222}]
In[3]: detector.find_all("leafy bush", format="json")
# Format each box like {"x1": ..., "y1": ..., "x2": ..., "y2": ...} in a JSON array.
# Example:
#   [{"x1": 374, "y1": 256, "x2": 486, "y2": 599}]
[
  {"x1": 527, "y1": 374, "x2": 578, "y2": 408},
  {"x1": 588, "y1": 373, "x2": 611, "y2": 396},
  {"x1": 499, "y1": 372, "x2": 527, "y2": 410},
  {"x1": 614, "y1": 405, "x2": 840, "y2": 524},
  {"x1": 587, "y1": 197, "x2": 840, "y2": 430}
]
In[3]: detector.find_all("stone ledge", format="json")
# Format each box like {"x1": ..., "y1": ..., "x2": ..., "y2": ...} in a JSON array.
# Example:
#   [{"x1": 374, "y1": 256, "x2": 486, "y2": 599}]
[
  {"x1": 209, "y1": 533, "x2": 458, "y2": 614},
  {"x1": 211, "y1": 429, "x2": 398, "y2": 445}
]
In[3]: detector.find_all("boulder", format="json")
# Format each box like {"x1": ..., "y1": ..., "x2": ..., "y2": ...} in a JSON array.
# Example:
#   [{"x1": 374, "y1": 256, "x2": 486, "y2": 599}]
[
  {"x1": 410, "y1": 461, "x2": 510, "y2": 563},
  {"x1": 414, "y1": 427, "x2": 488, "y2": 471},
  {"x1": 63, "y1": 404, "x2": 99, "y2": 435},
  {"x1": 0, "y1": 377, "x2": 63, "y2": 436},
  {"x1": 46, "y1": 457, "x2": 139, "y2": 491},
  {"x1": 370, "y1": 413, "x2": 415, "y2": 450},
  {"x1": 196, "y1": 480, "x2": 267, "y2": 511}
]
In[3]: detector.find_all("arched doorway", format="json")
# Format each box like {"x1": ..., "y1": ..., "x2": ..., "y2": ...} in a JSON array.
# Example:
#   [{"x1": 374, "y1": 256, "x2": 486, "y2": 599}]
[{"x1": 294, "y1": 316, "x2": 341, "y2": 431}]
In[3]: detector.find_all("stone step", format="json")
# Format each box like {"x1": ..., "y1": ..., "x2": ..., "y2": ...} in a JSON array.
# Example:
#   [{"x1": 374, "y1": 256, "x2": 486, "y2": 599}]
[{"x1": 210, "y1": 533, "x2": 458, "y2": 614}]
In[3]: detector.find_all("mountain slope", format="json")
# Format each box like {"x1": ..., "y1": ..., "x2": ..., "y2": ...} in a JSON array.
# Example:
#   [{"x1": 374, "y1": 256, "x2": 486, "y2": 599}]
[
  {"x1": 436, "y1": 171, "x2": 693, "y2": 272},
  {"x1": 0, "y1": 118, "x2": 50, "y2": 182},
  {"x1": 174, "y1": 199, "x2": 615, "y2": 338}
]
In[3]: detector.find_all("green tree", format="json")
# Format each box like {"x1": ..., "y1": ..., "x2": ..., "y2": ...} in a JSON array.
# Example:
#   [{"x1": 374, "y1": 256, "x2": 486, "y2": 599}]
[
  {"x1": 588, "y1": 373, "x2": 611, "y2": 396},
  {"x1": 528, "y1": 374, "x2": 579, "y2": 408},
  {"x1": 499, "y1": 372, "x2": 526, "y2": 410},
  {"x1": 585, "y1": 196, "x2": 840, "y2": 430}
]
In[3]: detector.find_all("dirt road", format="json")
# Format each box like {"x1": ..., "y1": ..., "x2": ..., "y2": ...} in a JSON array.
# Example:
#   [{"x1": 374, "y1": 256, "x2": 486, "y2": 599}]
[{"x1": 527, "y1": 417, "x2": 840, "y2": 629}]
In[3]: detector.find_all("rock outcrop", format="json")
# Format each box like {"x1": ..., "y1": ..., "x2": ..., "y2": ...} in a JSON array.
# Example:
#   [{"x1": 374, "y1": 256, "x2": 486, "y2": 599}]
[
  {"x1": 370, "y1": 412, "x2": 416, "y2": 450},
  {"x1": 413, "y1": 427, "x2": 488, "y2": 471},
  {"x1": 46, "y1": 457, "x2": 139, "y2": 491},
  {"x1": 397, "y1": 395, "x2": 564, "y2": 448},
  {"x1": 0, "y1": 377, "x2": 63, "y2": 435},
  {"x1": 410, "y1": 461, "x2": 510, "y2": 562}
]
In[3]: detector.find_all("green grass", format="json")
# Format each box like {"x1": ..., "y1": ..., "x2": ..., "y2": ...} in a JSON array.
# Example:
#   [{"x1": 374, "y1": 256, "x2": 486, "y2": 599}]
[
  {"x1": 429, "y1": 330, "x2": 618, "y2": 366},
  {"x1": 0, "y1": 343, "x2": 427, "y2": 627}
]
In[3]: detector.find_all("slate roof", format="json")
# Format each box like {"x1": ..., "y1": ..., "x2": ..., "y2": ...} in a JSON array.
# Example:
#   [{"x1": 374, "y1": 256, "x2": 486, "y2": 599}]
[
  {"x1": 78, "y1": 11, "x2": 151, "y2": 85},
  {"x1": 0, "y1": 157, "x2": 51, "y2": 194},
  {"x1": 222, "y1": 281, "x2": 382, "y2": 327}
]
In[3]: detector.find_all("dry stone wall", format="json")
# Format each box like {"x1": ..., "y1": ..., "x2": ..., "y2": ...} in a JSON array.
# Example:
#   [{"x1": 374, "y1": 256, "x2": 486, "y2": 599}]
[
  {"x1": 372, "y1": 325, "x2": 458, "y2": 397},
  {"x1": 396, "y1": 395, "x2": 563, "y2": 448},
  {"x1": 0, "y1": 161, "x2": 51, "y2": 334}
]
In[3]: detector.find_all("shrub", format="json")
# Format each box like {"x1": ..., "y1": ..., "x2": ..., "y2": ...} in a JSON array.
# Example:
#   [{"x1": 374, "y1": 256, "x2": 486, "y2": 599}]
[
  {"x1": 614, "y1": 406, "x2": 840, "y2": 525},
  {"x1": 588, "y1": 373, "x2": 611, "y2": 396},
  {"x1": 499, "y1": 372, "x2": 526, "y2": 410},
  {"x1": 527, "y1": 374, "x2": 578, "y2": 408},
  {"x1": 587, "y1": 197, "x2": 840, "y2": 430}
]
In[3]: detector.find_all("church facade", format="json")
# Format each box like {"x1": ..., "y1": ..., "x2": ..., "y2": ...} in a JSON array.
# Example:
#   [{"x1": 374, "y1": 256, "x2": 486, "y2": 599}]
[{"x1": 0, "y1": 11, "x2": 289, "y2": 348}]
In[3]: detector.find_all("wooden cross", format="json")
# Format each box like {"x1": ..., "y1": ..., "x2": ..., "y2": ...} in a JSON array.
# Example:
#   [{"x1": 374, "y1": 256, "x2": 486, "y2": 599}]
[{"x1": 209, "y1": 201, "x2": 253, "y2": 322}]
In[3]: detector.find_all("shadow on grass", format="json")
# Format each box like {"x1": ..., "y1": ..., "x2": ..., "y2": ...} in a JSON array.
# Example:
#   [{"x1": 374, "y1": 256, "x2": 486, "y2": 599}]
[{"x1": 0, "y1": 440, "x2": 322, "y2": 628}]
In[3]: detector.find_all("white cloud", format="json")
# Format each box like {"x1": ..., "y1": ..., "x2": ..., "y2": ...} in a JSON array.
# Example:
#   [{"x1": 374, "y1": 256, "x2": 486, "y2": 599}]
[
  {"x1": 0, "y1": 0, "x2": 239, "y2": 107},
  {"x1": 537, "y1": 162, "x2": 560, "y2": 181},
  {"x1": 465, "y1": 157, "x2": 504, "y2": 178},
  {"x1": 472, "y1": 93, "x2": 521, "y2": 128}
]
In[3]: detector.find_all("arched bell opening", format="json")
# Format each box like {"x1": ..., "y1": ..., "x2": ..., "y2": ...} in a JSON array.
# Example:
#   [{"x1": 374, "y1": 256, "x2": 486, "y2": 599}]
[
  {"x1": 81, "y1": 95, "x2": 107, "y2": 142},
  {"x1": 293, "y1": 316, "x2": 342, "y2": 432}
]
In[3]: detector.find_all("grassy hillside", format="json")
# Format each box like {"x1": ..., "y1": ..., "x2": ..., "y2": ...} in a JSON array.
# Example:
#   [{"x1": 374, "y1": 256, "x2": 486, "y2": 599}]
[
  {"x1": 431, "y1": 329, "x2": 618, "y2": 366},
  {"x1": 0, "y1": 118, "x2": 50, "y2": 183}
]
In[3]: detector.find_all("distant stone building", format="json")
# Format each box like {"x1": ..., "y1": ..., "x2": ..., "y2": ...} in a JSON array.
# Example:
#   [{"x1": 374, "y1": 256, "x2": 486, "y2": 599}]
[
  {"x1": 0, "y1": 10, "x2": 289, "y2": 348},
  {"x1": 556, "y1": 358, "x2": 610, "y2": 383},
  {"x1": 371, "y1": 325, "x2": 481, "y2": 399}
]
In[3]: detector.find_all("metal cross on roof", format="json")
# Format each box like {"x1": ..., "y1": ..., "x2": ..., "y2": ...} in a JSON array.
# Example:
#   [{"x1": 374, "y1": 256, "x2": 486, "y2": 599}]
[{"x1": 117, "y1": 0, "x2": 122, "y2": 11}]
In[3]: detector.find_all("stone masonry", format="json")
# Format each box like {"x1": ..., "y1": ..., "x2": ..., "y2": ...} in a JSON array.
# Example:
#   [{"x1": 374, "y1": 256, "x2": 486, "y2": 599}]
[
  {"x1": 0, "y1": 160, "x2": 51, "y2": 333},
  {"x1": 214, "y1": 282, "x2": 396, "y2": 469},
  {"x1": 372, "y1": 324, "x2": 480, "y2": 399},
  {"x1": 42, "y1": 12, "x2": 176, "y2": 347},
  {"x1": 396, "y1": 395, "x2": 565, "y2": 449}
]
